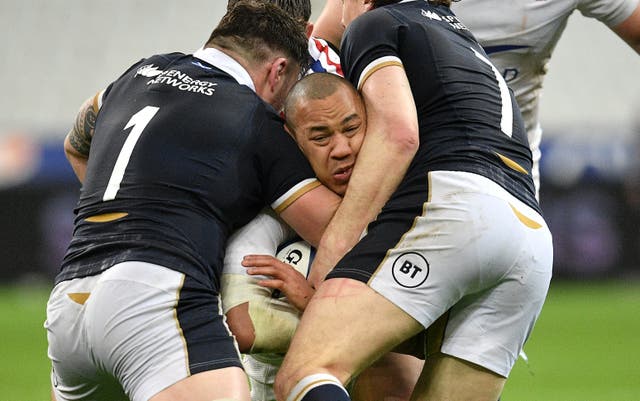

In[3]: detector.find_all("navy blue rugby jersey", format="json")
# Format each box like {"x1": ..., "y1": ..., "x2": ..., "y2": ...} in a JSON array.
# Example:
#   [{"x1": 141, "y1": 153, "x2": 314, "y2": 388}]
[
  {"x1": 341, "y1": 0, "x2": 540, "y2": 213},
  {"x1": 57, "y1": 52, "x2": 319, "y2": 287}
]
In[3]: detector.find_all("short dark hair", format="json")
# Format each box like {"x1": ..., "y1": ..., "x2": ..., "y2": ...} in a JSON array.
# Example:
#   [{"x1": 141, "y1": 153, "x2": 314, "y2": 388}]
[
  {"x1": 227, "y1": 0, "x2": 311, "y2": 23},
  {"x1": 208, "y1": 1, "x2": 309, "y2": 73},
  {"x1": 284, "y1": 73, "x2": 362, "y2": 130}
]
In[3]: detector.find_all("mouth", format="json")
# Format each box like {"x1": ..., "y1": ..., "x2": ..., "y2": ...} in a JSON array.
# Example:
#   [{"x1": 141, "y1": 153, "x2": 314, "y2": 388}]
[{"x1": 333, "y1": 164, "x2": 353, "y2": 183}]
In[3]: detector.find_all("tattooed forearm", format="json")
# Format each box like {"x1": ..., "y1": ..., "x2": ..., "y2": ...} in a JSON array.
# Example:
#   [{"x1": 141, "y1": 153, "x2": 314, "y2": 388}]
[{"x1": 68, "y1": 98, "x2": 97, "y2": 157}]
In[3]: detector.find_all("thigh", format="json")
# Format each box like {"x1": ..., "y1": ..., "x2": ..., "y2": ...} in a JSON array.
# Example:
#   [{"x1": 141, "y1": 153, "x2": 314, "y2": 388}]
[
  {"x1": 87, "y1": 261, "x2": 246, "y2": 401},
  {"x1": 276, "y1": 278, "x2": 424, "y2": 397},
  {"x1": 150, "y1": 366, "x2": 250, "y2": 401}
]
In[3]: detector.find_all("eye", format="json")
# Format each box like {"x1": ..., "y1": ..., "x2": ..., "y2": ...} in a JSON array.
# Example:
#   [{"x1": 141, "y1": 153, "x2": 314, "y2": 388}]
[
  {"x1": 310, "y1": 135, "x2": 330, "y2": 145},
  {"x1": 343, "y1": 125, "x2": 360, "y2": 137}
]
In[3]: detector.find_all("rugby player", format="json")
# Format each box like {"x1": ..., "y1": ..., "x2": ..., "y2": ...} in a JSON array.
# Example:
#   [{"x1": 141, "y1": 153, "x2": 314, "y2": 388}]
[
  {"x1": 453, "y1": 0, "x2": 640, "y2": 198},
  {"x1": 275, "y1": 1, "x2": 553, "y2": 400},
  {"x1": 222, "y1": 72, "x2": 423, "y2": 401},
  {"x1": 44, "y1": 3, "x2": 341, "y2": 401}
]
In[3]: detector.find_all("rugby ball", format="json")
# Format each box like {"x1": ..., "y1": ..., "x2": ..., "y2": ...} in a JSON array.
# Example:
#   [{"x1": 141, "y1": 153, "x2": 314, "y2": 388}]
[
  {"x1": 272, "y1": 239, "x2": 315, "y2": 299},
  {"x1": 275, "y1": 239, "x2": 314, "y2": 278}
]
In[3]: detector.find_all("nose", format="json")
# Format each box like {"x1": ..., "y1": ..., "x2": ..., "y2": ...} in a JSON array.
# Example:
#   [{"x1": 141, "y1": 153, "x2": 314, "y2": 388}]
[{"x1": 331, "y1": 135, "x2": 353, "y2": 159}]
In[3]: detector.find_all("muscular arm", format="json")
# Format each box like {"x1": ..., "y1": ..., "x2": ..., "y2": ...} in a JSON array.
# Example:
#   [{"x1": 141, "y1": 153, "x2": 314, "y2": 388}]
[
  {"x1": 612, "y1": 1, "x2": 640, "y2": 54},
  {"x1": 64, "y1": 94, "x2": 99, "y2": 183},
  {"x1": 308, "y1": 65, "x2": 419, "y2": 286},
  {"x1": 279, "y1": 183, "x2": 341, "y2": 247},
  {"x1": 311, "y1": 0, "x2": 344, "y2": 49}
]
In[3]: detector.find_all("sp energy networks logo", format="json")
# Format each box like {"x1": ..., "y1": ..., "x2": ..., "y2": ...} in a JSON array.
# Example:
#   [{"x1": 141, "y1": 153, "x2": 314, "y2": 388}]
[
  {"x1": 137, "y1": 64, "x2": 217, "y2": 96},
  {"x1": 392, "y1": 252, "x2": 429, "y2": 288}
]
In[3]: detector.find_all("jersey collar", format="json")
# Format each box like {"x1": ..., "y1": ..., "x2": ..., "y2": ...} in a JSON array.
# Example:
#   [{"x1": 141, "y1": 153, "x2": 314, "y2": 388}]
[{"x1": 193, "y1": 47, "x2": 256, "y2": 92}]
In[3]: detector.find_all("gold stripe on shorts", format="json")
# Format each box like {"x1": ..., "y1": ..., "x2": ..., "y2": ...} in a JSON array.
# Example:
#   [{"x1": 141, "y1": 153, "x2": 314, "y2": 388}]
[
  {"x1": 509, "y1": 204, "x2": 542, "y2": 229},
  {"x1": 67, "y1": 292, "x2": 91, "y2": 305}
]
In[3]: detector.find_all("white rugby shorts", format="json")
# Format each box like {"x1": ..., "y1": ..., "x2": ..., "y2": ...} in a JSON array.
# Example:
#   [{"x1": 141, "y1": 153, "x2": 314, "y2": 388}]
[
  {"x1": 45, "y1": 261, "x2": 242, "y2": 401},
  {"x1": 329, "y1": 170, "x2": 553, "y2": 377}
]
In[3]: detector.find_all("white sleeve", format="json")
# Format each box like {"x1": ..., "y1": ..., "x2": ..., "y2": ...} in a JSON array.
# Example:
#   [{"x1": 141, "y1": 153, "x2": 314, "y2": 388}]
[
  {"x1": 222, "y1": 208, "x2": 294, "y2": 276},
  {"x1": 578, "y1": 0, "x2": 639, "y2": 27},
  {"x1": 221, "y1": 209, "x2": 302, "y2": 353},
  {"x1": 221, "y1": 208, "x2": 295, "y2": 312}
]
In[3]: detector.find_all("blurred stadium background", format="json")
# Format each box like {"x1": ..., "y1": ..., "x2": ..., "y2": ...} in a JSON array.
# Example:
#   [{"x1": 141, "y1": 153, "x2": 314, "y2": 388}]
[{"x1": 1, "y1": 1, "x2": 639, "y2": 400}]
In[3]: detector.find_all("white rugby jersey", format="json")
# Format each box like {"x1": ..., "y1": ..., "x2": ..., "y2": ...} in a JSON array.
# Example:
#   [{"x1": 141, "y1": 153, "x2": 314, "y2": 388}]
[
  {"x1": 453, "y1": 0, "x2": 639, "y2": 191},
  {"x1": 307, "y1": 36, "x2": 343, "y2": 76}
]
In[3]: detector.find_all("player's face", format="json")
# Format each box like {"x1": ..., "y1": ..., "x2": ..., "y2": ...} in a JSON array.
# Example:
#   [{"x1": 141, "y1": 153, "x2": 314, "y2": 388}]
[
  {"x1": 290, "y1": 87, "x2": 366, "y2": 196},
  {"x1": 342, "y1": 0, "x2": 371, "y2": 27}
]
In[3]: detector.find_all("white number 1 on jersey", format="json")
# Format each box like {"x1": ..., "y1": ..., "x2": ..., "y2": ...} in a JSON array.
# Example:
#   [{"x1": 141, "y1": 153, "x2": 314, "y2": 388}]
[
  {"x1": 103, "y1": 106, "x2": 159, "y2": 201},
  {"x1": 471, "y1": 47, "x2": 513, "y2": 138}
]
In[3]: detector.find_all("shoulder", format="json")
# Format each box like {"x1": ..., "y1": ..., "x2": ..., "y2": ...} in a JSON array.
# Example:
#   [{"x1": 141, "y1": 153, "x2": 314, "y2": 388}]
[
  {"x1": 577, "y1": 0, "x2": 639, "y2": 25},
  {"x1": 131, "y1": 52, "x2": 188, "y2": 71},
  {"x1": 341, "y1": 7, "x2": 408, "y2": 86},
  {"x1": 345, "y1": 6, "x2": 400, "y2": 37}
]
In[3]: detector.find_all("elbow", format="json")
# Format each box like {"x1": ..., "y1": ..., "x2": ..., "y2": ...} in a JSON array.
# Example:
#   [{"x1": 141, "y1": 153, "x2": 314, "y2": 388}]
[
  {"x1": 393, "y1": 126, "x2": 419, "y2": 157},
  {"x1": 233, "y1": 329, "x2": 256, "y2": 353},
  {"x1": 225, "y1": 304, "x2": 256, "y2": 353}
]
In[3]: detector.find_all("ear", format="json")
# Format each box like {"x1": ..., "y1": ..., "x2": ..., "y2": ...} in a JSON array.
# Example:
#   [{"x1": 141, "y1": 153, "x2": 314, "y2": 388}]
[
  {"x1": 268, "y1": 57, "x2": 289, "y2": 91},
  {"x1": 363, "y1": 0, "x2": 375, "y2": 11},
  {"x1": 305, "y1": 22, "x2": 314, "y2": 38}
]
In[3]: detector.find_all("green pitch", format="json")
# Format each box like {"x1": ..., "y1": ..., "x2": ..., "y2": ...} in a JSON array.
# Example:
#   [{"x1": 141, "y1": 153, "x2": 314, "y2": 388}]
[
  {"x1": 501, "y1": 279, "x2": 640, "y2": 400},
  {"x1": 0, "y1": 284, "x2": 51, "y2": 401},
  {"x1": 1, "y1": 280, "x2": 639, "y2": 401}
]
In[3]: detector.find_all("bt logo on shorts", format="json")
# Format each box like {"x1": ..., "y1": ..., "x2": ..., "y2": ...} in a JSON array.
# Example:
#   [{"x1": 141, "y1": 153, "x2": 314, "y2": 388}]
[{"x1": 392, "y1": 252, "x2": 429, "y2": 288}]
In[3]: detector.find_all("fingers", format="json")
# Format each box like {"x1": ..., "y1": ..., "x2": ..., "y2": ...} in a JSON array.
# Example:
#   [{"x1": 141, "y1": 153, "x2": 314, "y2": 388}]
[
  {"x1": 242, "y1": 254, "x2": 282, "y2": 267},
  {"x1": 245, "y1": 265, "x2": 277, "y2": 276},
  {"x1": 245, "y1": 264, "x2": 297, "y2": 279},
  {"x1": 242, "y1": 255, "x2": 302, "y2": 278},
  {"x1": 256, "y1": 278, "x2": 285, "y2": 291},
  {"x1": 241, "y1": 253, "x2": 314, "y2": 311}
]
